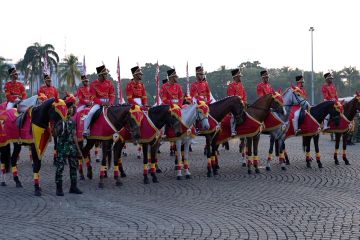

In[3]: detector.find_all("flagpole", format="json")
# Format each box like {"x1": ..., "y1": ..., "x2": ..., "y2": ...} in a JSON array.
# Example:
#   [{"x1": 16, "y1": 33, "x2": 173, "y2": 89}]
[
  {"x1": 117, "y1": 57, "x2": 123, "y2": 104},
  {"x1": 186, "y1": 61, "x2": 190, "y2": 96},
  {"x1": 155, "y1": 61, "x2": 160, "y2": 105}
]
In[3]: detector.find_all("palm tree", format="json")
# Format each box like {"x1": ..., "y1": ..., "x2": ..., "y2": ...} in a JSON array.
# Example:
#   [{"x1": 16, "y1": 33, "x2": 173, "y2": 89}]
[
  {"x1": 18, "y1": 42, "x2": 59, "y2": 95},
  {"x1": 58, "y1": 54, "x2": 81, "y2": 91},
  {"x1": 0, "y1": 57, "x2": 10, "y2": 102}
]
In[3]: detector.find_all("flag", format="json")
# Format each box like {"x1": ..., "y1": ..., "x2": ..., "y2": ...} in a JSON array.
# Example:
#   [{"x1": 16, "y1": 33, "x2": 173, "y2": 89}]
[
  {"x1": 117, "y1": 57, "x2": 124, "y2": 104},
  {"x1": 155, "y1": 61, "x2": 160, "y2": 105},
  {"x1": 43, "y1": 53, "x2": 49, "y2": 75},
  {"x1": 186, "y1": 61, "x2": 190, "y2": 96}
]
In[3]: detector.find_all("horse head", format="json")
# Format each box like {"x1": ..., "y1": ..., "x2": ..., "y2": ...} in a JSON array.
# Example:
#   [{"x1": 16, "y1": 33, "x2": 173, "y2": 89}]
[
  {"x1": 168, "y1": 104, "x2": 183, "y2": 137},
  {"x1": 196, "y1": 101, "x2": 210, "y2": 130},
  {"x1": 271, "y1": 92, "x2": 286, "y2": 115},
  {"x1": 284, "y1": 87, "x2": 310, "y2": 110}
]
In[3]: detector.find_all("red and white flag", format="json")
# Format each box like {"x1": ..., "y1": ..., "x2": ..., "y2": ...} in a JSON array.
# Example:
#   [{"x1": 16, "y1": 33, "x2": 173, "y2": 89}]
[
  {"x1": 117, "y1": 57, "x2": 124, "y2": 104},
  {"x1": 43, "y1": 53, "x2": 50, "y2": 75},
  {"x1": 186, "y1": 61, "x2": 190, "y2": 96},
  {"x1": 155, "y1": 61, "x2": 161, "y2": 105},
  {"x1": 82, "y1": 55, "x2": 87, "y2": 75}
]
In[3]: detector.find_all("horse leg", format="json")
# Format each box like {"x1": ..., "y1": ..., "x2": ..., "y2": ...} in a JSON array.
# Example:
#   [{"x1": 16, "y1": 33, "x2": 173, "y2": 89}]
[
  {"x1": 83, "y1": 139, "x2": 95, "y2": 180},
  {"x1": 149, "y1": 143, "x2": 159, "y2": 183},
  {"x1": 95, "y1": 141, "x2": 101, "y2": 163},
  {"x1": 334, "y1": 133, "x2": 341, "y2": 165},
  {"x1": 283, "y1": 142, "x2": 290, "y2": 165},
  {"x1": 112, "y1": 141, "x2": 123, "y2": 186},
  {"x1": 153, "y1": 140, "x2": 162, "y2": 173},
  {"x1": 105, "y1": 140, "x2": 113, "y2": 178},
  {"x1": 206, "y1": 135, "x2": 213, "y2": 177},
  {"x1": 239, "y1": 138, "x2": 247, "y2": 167},
  {"x1": 342, "y1": 133, "x2": 350, "y2": 165},
  {"x1": 137, "y1": 145, "x2": 142, "y2": 159},
  {"x1": 267, "y1": 137, "x2": 275, "y2": 171},
  {"x1": 313, "y1": 134, "x2": 322, "y2": 168},
  {"x1": 304, "y1": 137, "x2": 312, "y2": 168},
  {"x1": 142, "y1": 143, "x2": 150, "y2": 184},
  {"x1": 176, "y1": 140, "x2": 183, "y2": 180},
  {"x1": 210, "y1": 140, "x2": 218, "y2": 176},
  {"x1": 31, "y1": 144, "x2": 41, "y2": 196},
  {"x1": 77, "y1": 141, "x2": 85, "y2": 180},
  {"x1": 278, "y1": 139, "x2": 286, "y2": 171},
  {"x1": 253, "y1": 134, "x2": 261, "y2": 174},
  {"x1": 99, "y1": 141, "x2": 111, "y2": 187},
  {"x1": 11, "y1": 143, "x2": 22, "y2": 187},
  {"x1": 184, "y1": 139, "x2": 191, "y2": 179},
  {"x1": 0, "y1": 144, "x2": 11, "y2": 186},
  {"x1": 246, "y1": 137, "x2": 253, "y2": 174}
]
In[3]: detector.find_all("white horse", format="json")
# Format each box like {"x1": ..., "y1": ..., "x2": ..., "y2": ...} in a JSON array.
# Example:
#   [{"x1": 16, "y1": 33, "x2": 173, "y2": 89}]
[{"x1": 175, "y1": 102, "x2": 210, "y2": 180}]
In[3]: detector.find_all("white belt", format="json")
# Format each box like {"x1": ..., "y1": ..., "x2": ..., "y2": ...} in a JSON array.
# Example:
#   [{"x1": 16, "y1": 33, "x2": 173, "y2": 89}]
[
  {"x1": 100, "y1": 98, "x2": 109, "y2": 103},
  {"x1": 172, "y1": 99, "x2": 179, "y2": 103}
]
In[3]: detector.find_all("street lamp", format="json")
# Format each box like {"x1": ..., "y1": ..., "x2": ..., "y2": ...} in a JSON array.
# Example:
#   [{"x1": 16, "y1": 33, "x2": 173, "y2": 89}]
[{"x1": 309, "y1": 27, "x2": 315, "y2": 104}]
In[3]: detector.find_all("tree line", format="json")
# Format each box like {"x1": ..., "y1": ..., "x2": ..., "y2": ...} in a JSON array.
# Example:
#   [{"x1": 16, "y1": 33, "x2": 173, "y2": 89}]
[{"x1": 1, "y1": 42, "x2": 359, "y2": 104}]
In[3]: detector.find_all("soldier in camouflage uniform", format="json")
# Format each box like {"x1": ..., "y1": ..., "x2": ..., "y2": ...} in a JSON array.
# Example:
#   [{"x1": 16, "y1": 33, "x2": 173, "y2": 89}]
[{"x1": 54, "y1": 96, "x2": 83, "y2": 196}]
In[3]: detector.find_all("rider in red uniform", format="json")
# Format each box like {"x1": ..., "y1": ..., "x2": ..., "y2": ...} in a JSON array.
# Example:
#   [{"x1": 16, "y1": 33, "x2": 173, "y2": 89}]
[
  {"x1": 321, "y1": 72, "x2": 338, "y2": 130},
  {"x1": 160, "y1": 69, "x2": 184, "y2": 107},
  {"x1": 38, "y1": 74, "x2": 59, "y2": 99},
  {"x1": 293, "y1": 75, "x2": 309, "y2": 135},
  {"x1": 190, "y1": 66, "x2": 211, "y2": 103},
  {"x1": 75, "y1": 74, "x2": 92, "y2": 112},
  {"x1": 256, "y1": 70, "x2": 274, "y2": 97},
  {"x1": 5, "y1": 67, "x2": 27, "y2": 109},
  {"x1": 83, "y1": 65, "x2": 115, "y2": 136},
  {"x1": 126, "y1": 66, "x2": 148, "y2": 107}
]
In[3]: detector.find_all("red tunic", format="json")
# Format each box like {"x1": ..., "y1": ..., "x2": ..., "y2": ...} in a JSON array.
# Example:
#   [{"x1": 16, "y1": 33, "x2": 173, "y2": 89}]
[
  {"x1": 76, "y1": 86, "x2": 92, "y2": 105},
  {"x1": 38, "y1": 85, "x2": 59, "y2": 99},
  {"x1": 190, "y1": 80, "x2": 211, "y2": 102},
  {"x1": 90, "y1": 79, "x2": 115, "y2": 105},
  {"x1": 227, "y1": 81, "x2": 247, "y2": 103},
  {"x1": 160, "y1": 82, "x2": 184, "y2": 107},
  {"x1": 256, "y1": 81, "x2": 274, "y2": 97},
  {"x1": 5, "y1": 81, "x2": 27, "y2": 102},
  {"x1": 296, "y1": 83, "x2": 308, "y2": 99},
  {"x1": 322, "y1": 83, "x2": 338, "y2": 101},
  {"x1": 125, "y1": 80, "x2": 148, "y2": 105}
]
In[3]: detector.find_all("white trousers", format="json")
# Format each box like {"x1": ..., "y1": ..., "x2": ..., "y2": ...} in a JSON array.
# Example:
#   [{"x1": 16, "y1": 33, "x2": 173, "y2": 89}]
[{"x1": 83, "y1": 104, "x2": 100, "y2": 131}]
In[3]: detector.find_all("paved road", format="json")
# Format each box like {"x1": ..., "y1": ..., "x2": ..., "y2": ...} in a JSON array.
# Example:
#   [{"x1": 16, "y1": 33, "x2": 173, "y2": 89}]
[{"x1": 1, "y1": 135, "x2": 360, "y2": 239}]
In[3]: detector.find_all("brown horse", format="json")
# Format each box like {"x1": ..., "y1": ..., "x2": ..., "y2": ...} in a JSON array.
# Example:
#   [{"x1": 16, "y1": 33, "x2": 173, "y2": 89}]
[
  {"x1": 334, "y1": 93, "x2": 360, "y2": 165},
  {"x1": 201, "y1": 96, "x2": 245, "y2": 177}
]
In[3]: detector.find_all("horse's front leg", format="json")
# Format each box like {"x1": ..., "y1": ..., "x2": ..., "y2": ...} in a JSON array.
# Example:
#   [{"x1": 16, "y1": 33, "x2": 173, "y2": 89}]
[
  {"x1": 246, "y1": 137, "x2": 253, "y2": 174},
  {"x1": 149, "y1": 142, "x2": 159, "y2": 183},
  {"x1": 175, "y1": 140, "x2": 183, "y2": 180},
  {"x1": 313, "y1": 134, "x2": 323, "y2": 168},
  {"x1": 82, "y1": 139, "x2": 96, "y2": 180},
  {"x1": 342, "y1": 133, "x2": 350, "y2": 165},
  {"x1": 183, "y1": 138, "x2": 191, "y2": 179},
  {"x1": 11, "y1": 143, "x2": 22, "y2": 187},
  {"x1": 304, "y1": 137, "x2": 312, "y2": 168},
  {"x1": 334, "y1": 133, "x2": 341, "y2": 165},
  {"x1": 94, "y1": 141, "x2": 101, "y2": 163},
  {"x1": 77, "y1": 141, "x2": 85, "y2": 180},
  {"x1": 112, "y1": 141, "x2": 123, "y2": 186},
  {"x1": 98, "y1": 141, "x2": 111, "y2": 188},
  {"x1": 266, "y1": 136, "x2": 275, "y2": 171},
  {"x1": 205, "y1": 135, "x2": 213, "y2": 177},
  {"x1": 0, "y1": 144, "x2": 11, "y2": 186},
  {"x1": 253, "y1": 134, "x2": 261, "y2": 174},
  {"x1": 31, "y1": 144, "x2": 42, "y2": 196},
  {"x1": 240, "y1": 138, "x2": 247, "y2": 167}
]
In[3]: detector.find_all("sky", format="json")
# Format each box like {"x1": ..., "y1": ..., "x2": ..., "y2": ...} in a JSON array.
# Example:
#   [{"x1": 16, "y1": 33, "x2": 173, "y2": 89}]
[{"x1": 1, "y1": 0, "x2": 359, "y2": 78}]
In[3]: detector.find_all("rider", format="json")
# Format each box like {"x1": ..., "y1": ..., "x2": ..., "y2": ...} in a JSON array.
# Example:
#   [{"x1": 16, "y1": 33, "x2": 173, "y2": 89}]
[
  {"x1": 5, "y1": 67, "x2": 27, "y2": 109},
  {"x1": 292, "y1": 75, "x2": 308, "y2": 135},
  {"x1": 83, "y1": 65, "x2": 115, "y2": 136},
  {"x1": 160, "y1": 68, "x2": 184, "y2": 107},
  {"x1": 190, "y1": 66, "x2": 211, "y2": 103},
  {"x1": 256, "y1": 70, "x2": 274, "y2": 97},
  {"x1": 75, "y1": 74, "x2": 92, "y2": 112},
  {"x1": 321, "y1": 72, "x2": 338, "y2": 130},
  {"x1": 38, "y1": 73, "x2": 59, "y2": 99},
  {"x1": 227, "y1": 68, "x2": 247, "y2": 136},
  {"x1": 126, "y1": 66, "x2": 148, "y2": 108}
]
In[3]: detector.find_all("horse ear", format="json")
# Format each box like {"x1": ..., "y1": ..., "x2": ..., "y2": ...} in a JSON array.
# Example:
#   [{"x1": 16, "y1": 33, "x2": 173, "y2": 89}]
[
  {"x1": 278, "y1": 88, "x2": 282, "y2": 94},
  {"x1": 290, "y1": 83, "x2": 295, "y2": 89},
  {"x1": 340, "y1": 100, "x2": 345, "y2": 105}
]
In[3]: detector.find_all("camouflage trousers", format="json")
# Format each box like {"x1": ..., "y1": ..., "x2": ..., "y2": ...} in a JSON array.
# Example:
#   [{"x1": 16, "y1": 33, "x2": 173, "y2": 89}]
[{"x1": 55, "y1": 151, "x2": 78, "y2": 184}]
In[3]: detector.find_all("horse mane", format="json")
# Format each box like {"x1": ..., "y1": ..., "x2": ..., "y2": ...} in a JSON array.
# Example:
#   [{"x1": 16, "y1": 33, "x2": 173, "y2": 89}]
[
  {"x1": 149, "y1": 105, "x2": 170, "y2": 114},
  {"x1": 211, "y1": 96, "x2": 238, "y2": 105},
  {"x1": 107, "y1": 105, "x2": 132, "y2": 130},
  {"x1": 250, "y1": 94, "x2": 272, "y2": 106},
  {"x1": 31, "y1": 98, "x2": 56, "y2": 128},
  {"x1": 310, "y1": 101, "x2": 336, "y2": 122}
]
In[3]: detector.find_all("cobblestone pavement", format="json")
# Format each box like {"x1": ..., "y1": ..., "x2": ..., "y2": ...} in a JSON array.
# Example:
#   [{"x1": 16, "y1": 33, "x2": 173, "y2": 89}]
[{"x1": 1, "y1": 135, "x2": 360, "y2": 240}]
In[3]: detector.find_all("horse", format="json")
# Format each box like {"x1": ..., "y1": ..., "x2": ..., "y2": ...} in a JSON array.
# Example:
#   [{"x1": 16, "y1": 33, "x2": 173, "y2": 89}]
[
  {"x1": 78, "y1": 104, "x2": 142, "y2": 187},
  {"x1": 0, "y1": 98, "x2": 69, "y2": 196},
  {"x1": 173, "y1": 101, "x2": 210, "y2": 180},
  {"x1": 239, "y1": 93, "x2": 285, "y2": 174},
  {"x1": 333, "y1": 93, "x2": 360, "y2": 165},
  {"x1": 113, "y1": 105, "x2": 182, "y2": 185},
  {"x1": 201, "y1": 96, "x2": 245, "y2": 177},
  {"x1": 265, "y1": 87, "x2": 310, "y2": 171}
]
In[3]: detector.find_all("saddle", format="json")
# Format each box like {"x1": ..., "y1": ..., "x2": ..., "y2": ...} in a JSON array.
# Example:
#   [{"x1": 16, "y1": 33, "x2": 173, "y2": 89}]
[
  {"x1": 90, "y1": 107, "x2": 103, "y2": 127},
  {"x1": 298, "y1": 108, "x2": 306, "y2": 126},
  {"x1": 16, "y1": 110, "x2": 29, "y2": 129}
]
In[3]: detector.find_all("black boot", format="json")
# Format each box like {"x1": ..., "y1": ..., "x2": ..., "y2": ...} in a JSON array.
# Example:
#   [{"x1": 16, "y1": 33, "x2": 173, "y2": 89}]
[
  {"x1": 56, "y1": 182, "x2": 64, "y2": 196},
  {"x1": 69, "y1": 181, "x2": 83, "y2": 194}
]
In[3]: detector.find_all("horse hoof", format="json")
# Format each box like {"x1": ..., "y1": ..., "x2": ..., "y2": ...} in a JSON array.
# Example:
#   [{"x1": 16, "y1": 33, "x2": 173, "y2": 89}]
[
  {"x1": 285, "y1": 161, "x2": 290, "y2": 165},
  {"x1": 115, "y1": 181, "x2": 123, "y2": 187},
  {"x1": 242, "y1": 163, "x2": 247, "y2": 167},
  {"x1": 34, "y1": 189, "x2": 41, "y2": 196},
  {"x1": 281, "y1": 166, "x2": 286, "y2": 171},
  {"x1": 144, "y1": 178, "x2": 150, "y2": 184},
  {"x1": 152, "y1": 178, "x2": 159, "y2": 183},
  {"x1": 213, "y1": 170, "x2": 219, "y2": 175},
  {"x1": 266, "y1": 166, "x2": 271, "y2": 171},
  {"x1": 247, "y1": 169, "x2": 252, "y2": 174},
  {"x1": 120, "y1": 172, "x2": 127, "y2": 178},
  {"x1": 207, "y1": 172, "x2": 212, "y2": 178},
  {"x1": 156, "y1": 168, "x2": 162, "y2": 173},
  {"x1": 255, "y1": 168, "x2": 260, "y2": 174},
  {"x1": 87, "y1": 171, "x2": 93, "y2": 180},
  {"x1": 306, "y1": 161, "x2": 311, "y2": 168},
  {"x1": 317, "y1": 162, "x2": 323, "y2": 168},
  {"x1": 1, "y1": 182, "x2": 6, "y2": 186},
  {"x1": 137, "y1": 156, "x2": 141, "y2": 159},
  {"x1": 344, "y1": 160, "x2": 351, "y2": 165},
  {"x1": 185, "y1": 175, "x2": 191, "y2": 179},
  {"x1": 215, "y1": 165, "x2": 220, "y2": 170},
  {"x1": 96, "y1": 159, "x2": 101, "y2": 163},
  {"x1": 334, "y1": 160, "x2": 340, "y2": 165},
  {"x1": 16, "y1": 182, "x2": 23, "y2": 188},
  {"x1": 176, "y1": 176, "x2": 183, "y2": 180},
  {"x1": 122, "y1": 152, "x2": 128, "y2": 157},
  {"x1": 98, "y1": 182, "x2": 104, "y2": 188},
  {"x1": 79, "y1": 175, "x2": 85, "y2": 180}
]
